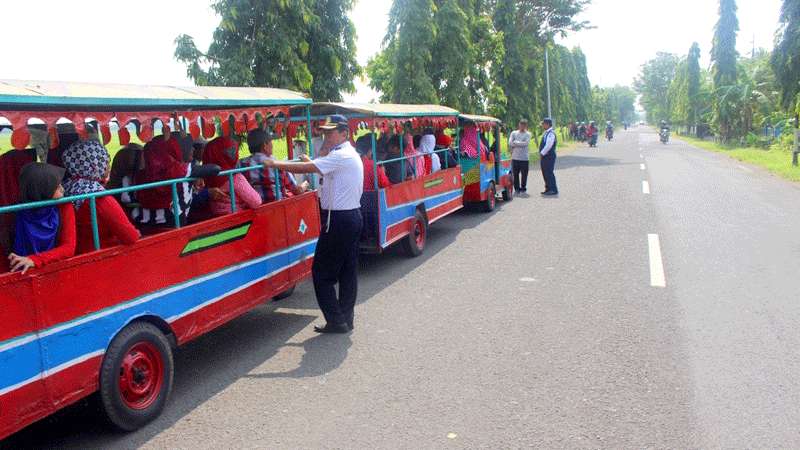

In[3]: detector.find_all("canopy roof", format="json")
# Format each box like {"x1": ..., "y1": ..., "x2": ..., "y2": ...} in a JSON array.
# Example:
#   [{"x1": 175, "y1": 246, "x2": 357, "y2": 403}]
[
  {"x1": 459, "y1": 113, "x2": 502, "y2": 125},
  {"x1": 0, "y1": 79, "x2": 311, "y2": 110},
  {"x1": 307, "y1": 102, "x2": 459, "y2": 118}
]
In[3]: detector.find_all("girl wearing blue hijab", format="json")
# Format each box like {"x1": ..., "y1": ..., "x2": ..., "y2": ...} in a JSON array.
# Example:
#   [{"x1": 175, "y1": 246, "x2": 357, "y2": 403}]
[{"x1": 7, "y1": 162, "x2": 76, "y2": 273}]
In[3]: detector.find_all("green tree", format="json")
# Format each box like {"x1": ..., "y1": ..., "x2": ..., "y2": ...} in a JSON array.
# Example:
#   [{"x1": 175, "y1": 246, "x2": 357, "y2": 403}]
[
  {"x1": 572, "y1": 48, "x2": 592, "y2": 121},
  {"x1": 384, "y1": 0, "x2": 439, "y2": 103},
  {"x1": 711, "y1": 0, "x2": 739, "y2": 141},
  {"x1": 687, "y1": 42, "x2": 702, "y2": 130},
  {"x1": 771, "y1": 0, "x2": 800, "y2": 116},
  {"x1": 174, "y1": 0, "x2": 358, "y2": 101},
  {"x1": 430, "y1": 0, "x2": 473, "y2": 110},
  {"x1": 634, "y1": 52, "x2": 679, "y2": 123}
]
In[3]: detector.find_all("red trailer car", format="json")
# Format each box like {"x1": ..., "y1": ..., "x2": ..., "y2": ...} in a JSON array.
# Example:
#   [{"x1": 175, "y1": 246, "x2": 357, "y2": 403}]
[
  {"x1": 292, "y1": 103, "x2": 463, "y2": 257},
  {"x1": 0, "y1": 80, "x2": 320, "y2": 439}
]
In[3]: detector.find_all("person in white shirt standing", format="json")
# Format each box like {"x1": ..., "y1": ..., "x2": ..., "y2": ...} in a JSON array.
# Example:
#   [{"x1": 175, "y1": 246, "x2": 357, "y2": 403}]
[
  {"x1": 539, "y1": 118, "x2": 559, "y2": 196},
  {"x1": 263, "y1": 114, "x2": 364, "y2": 333},
  {"x1": 508, "y1": 119, "x2": 532, "y2": 194}
]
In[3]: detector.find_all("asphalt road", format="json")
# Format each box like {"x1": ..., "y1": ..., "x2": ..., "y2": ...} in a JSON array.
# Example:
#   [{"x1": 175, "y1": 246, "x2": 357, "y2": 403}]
[{"x1": 5, "y1": 127, "x2": 800, "y2": 448}]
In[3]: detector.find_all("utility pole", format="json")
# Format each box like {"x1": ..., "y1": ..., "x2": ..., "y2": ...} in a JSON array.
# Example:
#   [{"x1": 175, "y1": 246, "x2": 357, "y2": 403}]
[{"x1": 545, "y1": 47, "x2": 552, "y2": 120}]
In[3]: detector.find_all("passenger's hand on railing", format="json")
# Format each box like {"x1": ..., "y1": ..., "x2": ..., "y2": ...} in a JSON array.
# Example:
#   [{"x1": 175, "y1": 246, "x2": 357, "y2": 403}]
[
  {"x1": 299, "y1": 180, "x2": 310, "y2": 192},
  {"x1": 262, "y1": 159, "x2": 276, "y2": 169},
  {"x1": 8, "y1": 253, "x2": 35, "y2": 274},
  {"x1": 191, "y1": 164, "x2": 221, "y2": 178},
  {"x1": 193, "y1": 178, "x2": 206, "y2": 192},
  {"x1": 208, "y1": 187, "x2": 230, "y2": 202},
  {"x1": 298, "y1": 154, "x2": 311, "y2": 163}
]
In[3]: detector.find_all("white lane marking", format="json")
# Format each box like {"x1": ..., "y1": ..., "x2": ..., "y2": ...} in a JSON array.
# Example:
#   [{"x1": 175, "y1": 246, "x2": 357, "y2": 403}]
[
  {"x1": 648, "y1": 234, "x2": 667, "y2": 287},
  {"x1": 642, "y1": 180, "x2": 650, "y2": 194},
  {"x1": 640, "y1": 163, "x2": 646, "y2": 170}
]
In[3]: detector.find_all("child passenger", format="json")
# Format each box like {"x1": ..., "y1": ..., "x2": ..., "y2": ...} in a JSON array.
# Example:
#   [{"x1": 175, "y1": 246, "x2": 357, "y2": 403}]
[
  {"x1": 7, "y1": 163, "x2": 76, "y2": 273},
  {"x1": 62, "y1": 140, "x2": 139, "y2": 253},
  {"x1": 240, "y1": 129, "x2": 308, "y2": 202},
  {"x1": 203, "y1": 136, "x2": 262, "y2": 215}
]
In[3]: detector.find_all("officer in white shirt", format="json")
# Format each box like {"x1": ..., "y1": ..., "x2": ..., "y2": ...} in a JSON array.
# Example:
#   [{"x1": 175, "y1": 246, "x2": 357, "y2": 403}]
[
  {"x1": 263, "y1": 114, "x2": 364, "y2": 333},
  {"x1": 539, "y1": 118, "x2": 558, "y2": 196}
]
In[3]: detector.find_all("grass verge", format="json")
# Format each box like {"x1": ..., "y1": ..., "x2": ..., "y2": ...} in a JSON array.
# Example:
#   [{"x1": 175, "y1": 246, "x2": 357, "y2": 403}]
[{"x1": 677, "y1": 134, "x2": 800, "y2": 183}]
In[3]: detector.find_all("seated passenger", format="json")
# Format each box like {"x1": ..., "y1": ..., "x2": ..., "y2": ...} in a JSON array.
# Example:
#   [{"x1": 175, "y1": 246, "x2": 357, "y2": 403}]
[
  {"x1": 47, "y1": 123, "x2": 80, "y2": 171},
  {"x1": 355, "y1": 134, "x2": 390, "y2": 191},
  {"x1": 240, "y1": 129, "x2": 308, "y2": 203},
  {"x1": 404, "y1": 132, "x2": 426, "y2": 177},
  {"x1": 382, "y1": 135, "x2": 414, "y2": 184},
  {"x1": 435, "y1": 132, "x2": 457, "y2": 168},
  {"x1": 1, "y1": 145, "x2": 39, "y2": 255},
  {"x1": 62, "y1": 140, "x2": 139, "y2": 254},
  {"x1": 7, "y1": 163, "x2": 76, "y2": 273},
  {"x1": 108, "y1": 143, "x2": 144, "y2": 208},
  {"x1": 418, "y1": 128, "x2": 440, "y2": 174},
  {"x1": 459, "y1": 125, "x2": 487, "y2": 159},
  {"x1": 131, "y1": 135, "x2": 193, "y2": 229},
  {"x1": 204, "y1": 136, "x2": 262, "y2": 215}
]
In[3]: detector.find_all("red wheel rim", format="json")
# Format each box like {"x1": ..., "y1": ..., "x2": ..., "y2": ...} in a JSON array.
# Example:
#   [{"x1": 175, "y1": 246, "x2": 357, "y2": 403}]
[
  {"x1": 414, "y1": 219, "x2": 425, "y2": 249},
  {"x1": 118, "y1": 342, "x2": 164, "y2": 410}
]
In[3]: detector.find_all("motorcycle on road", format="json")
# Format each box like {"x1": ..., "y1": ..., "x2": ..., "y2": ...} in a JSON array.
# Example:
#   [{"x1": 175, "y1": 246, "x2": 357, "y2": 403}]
[{"x1": 659, "y1": 128, "x2": 670, "y2": 144}]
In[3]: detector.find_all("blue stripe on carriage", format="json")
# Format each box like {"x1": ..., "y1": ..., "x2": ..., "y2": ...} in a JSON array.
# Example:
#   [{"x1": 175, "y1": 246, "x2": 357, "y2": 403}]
[
  {"x1": 378, "y1": 188, "x2": 463, "y2": 246},
  {"x1": 0, "y1": 239, "x2": 316, "y2": 393}
]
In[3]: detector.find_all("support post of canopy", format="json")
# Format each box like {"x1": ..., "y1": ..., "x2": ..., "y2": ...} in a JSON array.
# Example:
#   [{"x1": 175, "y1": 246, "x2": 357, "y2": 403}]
[
  {"x1": 228, "y1": 173, "x2": 237, "y2": 213},
  {"x1": 371, "y1": 131, "x2": 379, "y2": 191},
  {"x1": 89, "y1": 197, "x2": 101, "y2": 251},
  {"x1": 305, "y1": 106, "x2": 316, "y2": 189},
  {"x1": 171, "y1": 183, "x2": 181, "y2": 229}
]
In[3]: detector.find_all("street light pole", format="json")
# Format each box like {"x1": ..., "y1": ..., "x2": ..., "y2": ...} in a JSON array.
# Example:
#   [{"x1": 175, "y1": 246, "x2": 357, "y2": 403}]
[{"x1": 545, "y1": 47, "x2": 552, "y2": 121}]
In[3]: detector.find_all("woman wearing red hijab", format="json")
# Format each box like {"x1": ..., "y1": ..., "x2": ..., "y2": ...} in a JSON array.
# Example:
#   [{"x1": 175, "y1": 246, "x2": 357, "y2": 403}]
[
  {"x1": 203, "y1": 136, "x2": 261, "y2": 216},
  {"x1": 132, "y1": 133, "x2": 221, "y2": 230}
]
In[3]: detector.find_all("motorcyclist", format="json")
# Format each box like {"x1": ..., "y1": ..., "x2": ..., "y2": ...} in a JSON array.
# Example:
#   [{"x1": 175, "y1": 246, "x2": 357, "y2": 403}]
[
  {"x1": 659, "y1": 120, "x2": 670, "y2": 143},
  {"x1": 587, "y1": 121, "x2": 598, "y2": 147},
  {"x1": 605, "y1": 121, "x2": 614, "y2": 141},
  {"x1": 578, "y1": 122, "x2": 587, "y2": 142}
]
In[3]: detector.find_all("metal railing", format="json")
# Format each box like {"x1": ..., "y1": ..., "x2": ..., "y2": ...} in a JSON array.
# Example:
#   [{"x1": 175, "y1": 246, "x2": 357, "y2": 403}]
[{"x1": 0, "y1": 164, "x2": 287, "y2": 251}]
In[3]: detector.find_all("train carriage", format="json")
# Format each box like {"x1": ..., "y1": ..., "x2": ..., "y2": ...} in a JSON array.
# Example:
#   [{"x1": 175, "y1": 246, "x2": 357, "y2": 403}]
[
  {"x1": 0, "y1": 80, "x2": 320, "y2": 439},
  {"x1": 291, "y1": 103, "x2": 463, "y2": 257},
  {"x1": 459, "y1": 114, "x2": 513, "y2": 211}
]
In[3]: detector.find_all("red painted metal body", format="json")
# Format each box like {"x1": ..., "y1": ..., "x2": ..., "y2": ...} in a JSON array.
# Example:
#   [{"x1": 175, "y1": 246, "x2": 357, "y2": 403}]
[{"x1": 0, "y1": 193, "x2": 320, "y2": 440}]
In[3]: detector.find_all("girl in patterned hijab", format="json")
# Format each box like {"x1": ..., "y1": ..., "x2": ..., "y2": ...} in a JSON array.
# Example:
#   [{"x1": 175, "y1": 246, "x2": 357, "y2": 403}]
[
  {"x1": 62, "y1": 140, "x2": 110, "y2": 209},
  {"x1": 60, "y1": 139, "x2": 139, "y2": 254}
]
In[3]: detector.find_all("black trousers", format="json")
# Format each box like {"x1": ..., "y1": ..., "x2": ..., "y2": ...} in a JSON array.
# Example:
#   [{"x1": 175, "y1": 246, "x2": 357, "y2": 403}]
[
  {"x1": 512, "y1": 160, "x2": 529, "y2": 191},
  {"x1": 312, "y1": 209, "x2": 363, "y2": 326},
  {"x1": 540, "y1": 152, "x2": 558, "y2": 193}
]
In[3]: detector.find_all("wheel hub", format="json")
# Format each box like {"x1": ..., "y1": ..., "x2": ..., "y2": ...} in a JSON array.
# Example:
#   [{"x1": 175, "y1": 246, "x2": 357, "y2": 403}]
[{"x1": 118, "y1": 342, "x2": 163, "y2": 410}]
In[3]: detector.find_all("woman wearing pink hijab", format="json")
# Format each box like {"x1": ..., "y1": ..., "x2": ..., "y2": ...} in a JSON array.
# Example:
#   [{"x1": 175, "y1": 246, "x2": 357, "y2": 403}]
[{"x1": 403, "y1": 132, "x2": 426, "y2": 178}]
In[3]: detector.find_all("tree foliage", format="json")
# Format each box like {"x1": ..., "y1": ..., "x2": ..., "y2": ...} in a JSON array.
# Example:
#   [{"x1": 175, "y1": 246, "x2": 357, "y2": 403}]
[
  {"x1": 173, "y1": 0, "x2": 360, "y2": 101},
  {"x1": 771, "y1": 0, "x2": 800, "y2": 114},
  {"x1": 634, "y1": 52, "x2": 679, "y2": 123},
  {"x1": 711, "y1": 0, "x2": 739, "y2": 141},
  {"x1": 367, "y1": 0, "x2": 595, "y2": 126}
]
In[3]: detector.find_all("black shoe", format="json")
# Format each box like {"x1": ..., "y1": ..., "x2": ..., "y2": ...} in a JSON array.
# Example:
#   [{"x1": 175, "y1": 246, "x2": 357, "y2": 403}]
[
  {"x1": 542, "y1": 191, "x2": 559, "y2": 196},
  {"x1": 313, "y1": 323, "x2": 350, "y2": 334}
]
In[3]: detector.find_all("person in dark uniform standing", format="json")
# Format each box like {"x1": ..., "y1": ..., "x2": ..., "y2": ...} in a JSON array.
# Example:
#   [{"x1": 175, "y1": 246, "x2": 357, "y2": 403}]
[
  {"x1": 263, "y1": 114, "x2": 364, "y2": 333},
  {"x1": 539, "y1": 118, "x2": 558, "y2": 196}
]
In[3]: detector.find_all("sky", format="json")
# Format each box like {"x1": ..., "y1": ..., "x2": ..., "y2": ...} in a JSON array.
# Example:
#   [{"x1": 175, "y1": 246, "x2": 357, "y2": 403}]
[{"x1": 0, "y1": 0, "x2": 785, "y2": 104}]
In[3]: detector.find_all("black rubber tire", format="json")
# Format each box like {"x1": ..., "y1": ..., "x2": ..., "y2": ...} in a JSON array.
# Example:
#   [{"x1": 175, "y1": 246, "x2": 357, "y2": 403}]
[
  {"x1": 99, "y1": 322, "x2": 174, "y2": 432},
  {"x1": 502, "y1": 185, "x2": 513, "y2": 202},
  {"x1": 401, "y1": 210, "x2": 427, "y2": 257},
  {"x1": 272, "y1": 285, "x2": 296, "y2": 301},
  {"x1": 482, "y1": 182, "x2": 497, "y2": 212}
]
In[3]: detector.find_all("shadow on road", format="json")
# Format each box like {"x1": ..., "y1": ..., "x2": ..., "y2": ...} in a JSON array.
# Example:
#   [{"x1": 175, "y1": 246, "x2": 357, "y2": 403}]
[
  {"x1": 245, "y1": 334, "x2": 352, "y2": 380},
  {"x1": 556, "y1": 154, "x2": 629, "y2": 170},
  {"x1": 2, "y1": 202, "x2": 503, "y2": 448}
]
